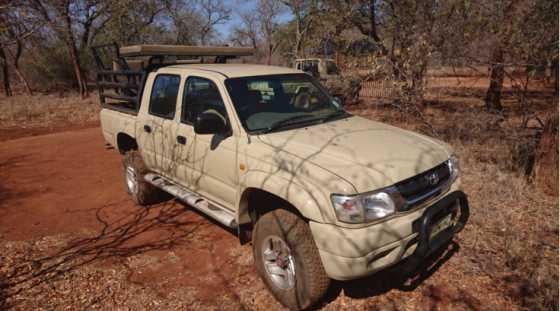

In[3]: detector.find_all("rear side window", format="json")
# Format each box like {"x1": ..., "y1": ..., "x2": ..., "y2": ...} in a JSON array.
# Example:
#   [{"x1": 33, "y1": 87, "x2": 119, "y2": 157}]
[
  {"x1": 182, "y1": 77, "x2": 228, "y2": 124},
  {"x1": 149, "y1": 75, "x2": 180, "y2": 119}
]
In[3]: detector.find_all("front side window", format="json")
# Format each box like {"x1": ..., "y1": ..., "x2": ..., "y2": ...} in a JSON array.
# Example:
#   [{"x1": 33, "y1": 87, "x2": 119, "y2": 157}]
[
  {"x1": 225, "y1": 74, "x2": 347, "y2": 134},
  {"x1": 182, "y1": 77, "x2": 228, "y2": 125},
  {"x1": 149, "y1": 74, "x2": 180, "y2": 119}
]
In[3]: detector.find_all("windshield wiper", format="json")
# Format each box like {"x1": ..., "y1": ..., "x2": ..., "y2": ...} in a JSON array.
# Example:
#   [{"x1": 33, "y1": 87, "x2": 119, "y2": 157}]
[
  {"x1": 320, "y1": 110, "x2": 350, "y2": 123},
  {"x1": 264, "y1": 115, "x2": 316, "y2": 133}
]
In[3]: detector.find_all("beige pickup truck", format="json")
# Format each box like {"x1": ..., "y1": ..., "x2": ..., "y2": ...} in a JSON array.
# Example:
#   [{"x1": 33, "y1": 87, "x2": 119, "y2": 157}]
[{"x1": 93, "y1": 44, "x2": 469, "y2": 310}]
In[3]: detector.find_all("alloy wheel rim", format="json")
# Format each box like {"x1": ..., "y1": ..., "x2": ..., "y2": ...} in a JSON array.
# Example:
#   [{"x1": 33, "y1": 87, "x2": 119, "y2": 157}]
[
  {"x1": 262, "y1": 235, "x2": 296, "y2": 290},
  {"x1": 125, "y1": 166, "x2": 138, "y2": 195}
]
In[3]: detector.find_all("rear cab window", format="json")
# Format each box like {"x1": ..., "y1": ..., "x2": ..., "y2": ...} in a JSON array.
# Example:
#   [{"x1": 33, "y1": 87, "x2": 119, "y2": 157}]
[{"x1": 149, "y1": 74, "x2": 181, "y2": 119}]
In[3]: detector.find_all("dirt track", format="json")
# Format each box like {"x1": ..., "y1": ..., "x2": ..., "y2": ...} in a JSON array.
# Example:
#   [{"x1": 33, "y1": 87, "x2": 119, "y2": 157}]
[{"x1": 0, "y1": 127, "x2": 522, "y2": 310}]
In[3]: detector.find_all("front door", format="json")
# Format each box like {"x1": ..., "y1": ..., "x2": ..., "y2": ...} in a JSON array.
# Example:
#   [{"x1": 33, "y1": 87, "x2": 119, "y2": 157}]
[{"x1": 179, "y1": 76, "x2": 238, "y2": 210}]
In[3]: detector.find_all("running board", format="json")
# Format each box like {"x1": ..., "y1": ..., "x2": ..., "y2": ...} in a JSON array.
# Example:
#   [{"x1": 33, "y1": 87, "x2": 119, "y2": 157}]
[{"x1": 144, "y1": 173, "x2": 237, "y2": 229}]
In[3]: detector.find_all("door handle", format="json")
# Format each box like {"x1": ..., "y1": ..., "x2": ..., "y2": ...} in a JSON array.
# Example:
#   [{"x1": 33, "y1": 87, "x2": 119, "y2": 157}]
[
  {"x1": 176, "y1": 135, "x2": 187, "y2": 145},
  {"x1": 143, "y1": 125, "x2": 152, "y2": 133}
]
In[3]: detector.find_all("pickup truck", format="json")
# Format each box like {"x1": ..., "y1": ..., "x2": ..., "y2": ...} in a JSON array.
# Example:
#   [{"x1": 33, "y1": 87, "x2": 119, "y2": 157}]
[{"x1": 93, "y1": 44, "x2": 469, "y2": 310}]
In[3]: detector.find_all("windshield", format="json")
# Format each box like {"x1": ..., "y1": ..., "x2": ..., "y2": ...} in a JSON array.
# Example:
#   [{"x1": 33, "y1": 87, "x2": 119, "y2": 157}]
[{"x1": 225, "y1": 74, "x2": 346, "y2": 133}]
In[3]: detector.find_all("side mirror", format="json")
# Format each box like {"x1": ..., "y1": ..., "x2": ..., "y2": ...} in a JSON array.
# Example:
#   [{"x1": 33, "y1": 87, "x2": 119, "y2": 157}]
[{"x1": 194, "y1": 112, "x2": 228, "y2": 135}]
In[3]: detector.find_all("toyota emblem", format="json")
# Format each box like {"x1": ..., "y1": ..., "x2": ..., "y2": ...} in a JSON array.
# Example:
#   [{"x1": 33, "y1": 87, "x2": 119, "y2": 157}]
[{"x1": 425, "y1": 172, "x2": 440, "y2": 185}]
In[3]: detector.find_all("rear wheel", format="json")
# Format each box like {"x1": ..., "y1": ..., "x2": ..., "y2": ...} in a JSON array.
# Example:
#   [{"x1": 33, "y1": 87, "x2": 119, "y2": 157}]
[
  {"x1": 122, "y1": 150, "x2": 167, "y2": 206},
  {"x1": 253, "y1": 209, "x2": 330, "y2": 310}
]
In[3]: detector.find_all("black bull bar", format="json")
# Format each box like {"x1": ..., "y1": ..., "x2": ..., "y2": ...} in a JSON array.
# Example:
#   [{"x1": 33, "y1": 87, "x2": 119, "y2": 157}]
[{"x1": 408, "y1": 190, "x2": 470, "y2": 267}]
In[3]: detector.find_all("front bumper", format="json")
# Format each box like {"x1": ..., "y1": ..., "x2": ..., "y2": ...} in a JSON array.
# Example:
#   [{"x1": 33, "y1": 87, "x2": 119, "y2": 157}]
[{"x1": 310, "y1": 190, "x2": 469, "y2": 281}]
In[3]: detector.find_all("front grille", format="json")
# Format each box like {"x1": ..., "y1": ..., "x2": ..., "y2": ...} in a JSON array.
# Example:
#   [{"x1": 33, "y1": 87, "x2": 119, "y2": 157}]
[{"x1": 396, "y1": 161, "x2": 451, "y2": 207}]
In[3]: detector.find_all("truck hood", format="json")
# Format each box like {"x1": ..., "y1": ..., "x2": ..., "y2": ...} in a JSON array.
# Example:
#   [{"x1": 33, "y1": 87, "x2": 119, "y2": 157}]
[{"x1": 257, "y1": 116, "x2": 451, "y2": 193}]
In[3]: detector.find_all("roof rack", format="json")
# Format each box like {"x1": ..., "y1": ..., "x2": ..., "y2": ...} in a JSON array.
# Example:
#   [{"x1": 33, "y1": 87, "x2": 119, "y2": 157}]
[
  {"x1": 119, "y1": 45, "x2": 254, "y2": 58},
  {"x1": 91, "y1": 43, "x2": 254, "y2": 114}
]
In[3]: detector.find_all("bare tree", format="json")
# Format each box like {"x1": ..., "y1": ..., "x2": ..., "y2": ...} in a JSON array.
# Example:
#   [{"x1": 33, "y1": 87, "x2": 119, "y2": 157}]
[
  {"x1": 481, "y1": 0, "x2": 519, "y2": 112},
  {"x1": 281, "y1": 0, "x2": 317, "y2": 58},
  {"x1": 27, "y1": 0, "x2": 89, "y2": 97},
  {"x1": 198, "y1": 0, "x2": 231, "y2": 45},
  {"x1": 230, "y1": 0, "x2": 283, "y2": 64},
  {"x1": 0, "y1": 2, "x2": 35, "y2": 96},
  {"x1": 164, "y1": 0, "x2": 203, "y2": 45},
  {"x1": 258, "y1": 0, "x2": 283, "y2": 64},
  {"x1": 0, "y1": 8, "x2": 36, "y2": 95},
  {"x1": 231, "y1": 12, "x2": 259, "y2": 49},
  {"x1": 490, "y1": 0, "x2": 556, "y2": 111},
  {"x1": 99, "y1": 0, "x2": 166, "y2": 45},
  {"x1": 75, "y1": 0, "x2": 111, "y2": 53}
]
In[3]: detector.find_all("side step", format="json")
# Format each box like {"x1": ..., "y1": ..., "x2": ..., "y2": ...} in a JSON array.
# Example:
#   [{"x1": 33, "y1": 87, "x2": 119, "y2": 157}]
[{"x1": 144, "y1": 173, "x2": 237, "y2": 229}]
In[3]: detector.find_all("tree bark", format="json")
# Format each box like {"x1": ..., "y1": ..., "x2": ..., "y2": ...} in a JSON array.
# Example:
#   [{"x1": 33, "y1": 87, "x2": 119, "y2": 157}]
[
  {"x1": 10, "y1": 39, "x2": 33, "y2": 95},
  {"x1": 532, "y1": 116, "x2": 559, "y2": 196},
  {"x1": 293, "y1": 13, "x2": 302, "y2": 58},
  {"x1": 4, "y1": 19, "x2": 33, "y2": 95},
  {"x1": 267, "y1": 43, "x2": 273, "y2": 65},
  {"x1": 284, "y1": 0, "x2": 315, "y2": 59},
  {"x1": 485, "y1": 46, "x2": 505, "y2": 111},
  {"x1": 0, "y1": 45, "x2": 12, "y2": 97},
  {"x1": 62, "y1": 2, "x2": 88, "y2": 98},
  {"x1": 552, "y1": 57, "x2": 558, "y2": 95}
]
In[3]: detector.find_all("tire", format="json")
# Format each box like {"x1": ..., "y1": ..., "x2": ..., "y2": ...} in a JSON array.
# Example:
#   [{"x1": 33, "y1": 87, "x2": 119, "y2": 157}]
[
  {"x1": 122, "y1": 150, "x2": 167, "y2": 206},
  {"x1": 253, "y1": 209, "x2": 330, "y2": 310}
]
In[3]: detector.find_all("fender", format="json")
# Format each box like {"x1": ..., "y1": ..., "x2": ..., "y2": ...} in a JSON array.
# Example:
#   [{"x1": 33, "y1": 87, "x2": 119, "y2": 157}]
[
  {"x1": 100, "y1": 108, "x2": 137, "y2": 148},
  {"x1": 237, "y1": 170, "x2": 336, "y2": 225}
]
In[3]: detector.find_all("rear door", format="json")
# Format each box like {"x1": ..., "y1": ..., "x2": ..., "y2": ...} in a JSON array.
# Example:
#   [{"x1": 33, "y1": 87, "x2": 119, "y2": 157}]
[{"x1": 136, "y1": 73, "x2": 181, "y2": 175}]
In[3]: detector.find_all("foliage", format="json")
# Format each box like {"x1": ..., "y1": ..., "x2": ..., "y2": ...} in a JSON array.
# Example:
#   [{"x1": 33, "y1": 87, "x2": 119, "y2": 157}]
[{"x1": 0, "y1": 0, "x2": 557, "y2": 107}]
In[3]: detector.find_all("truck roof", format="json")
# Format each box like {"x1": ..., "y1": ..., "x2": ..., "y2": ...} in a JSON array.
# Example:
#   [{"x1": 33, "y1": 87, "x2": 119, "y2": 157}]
[{"x1": 166, "y1": 64, "x2": 302, "y2": 78}]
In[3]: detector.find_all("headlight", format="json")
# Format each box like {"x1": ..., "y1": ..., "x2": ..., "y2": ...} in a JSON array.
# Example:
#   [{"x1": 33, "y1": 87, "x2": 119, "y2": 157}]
[
  {"x1": 331, "y1": 187, "x2": 403, "y2": 223},
  {"x1": 448, "y1": 154, "x2": 459, "y2": 181}
]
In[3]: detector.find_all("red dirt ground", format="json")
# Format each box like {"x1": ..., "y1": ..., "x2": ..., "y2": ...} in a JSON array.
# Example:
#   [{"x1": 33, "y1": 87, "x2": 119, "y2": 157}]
[
  {"x1": 0, "y1": 127, "x2": 281, "y2": 309},
  {"x1": 0, "y1": 126, "x2": 527, "y2": 310}
]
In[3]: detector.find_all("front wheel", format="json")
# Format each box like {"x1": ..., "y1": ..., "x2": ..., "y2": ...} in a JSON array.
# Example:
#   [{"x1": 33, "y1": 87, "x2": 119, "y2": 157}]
[{"x1": 253, "y1": 209, "x2": 330, "y2": 310}]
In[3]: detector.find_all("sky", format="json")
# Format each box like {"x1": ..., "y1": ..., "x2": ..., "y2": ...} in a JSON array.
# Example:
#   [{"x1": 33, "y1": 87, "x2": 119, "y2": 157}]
[{"x1": 214, "y1": 0, "x2": 293, "y2": 43}]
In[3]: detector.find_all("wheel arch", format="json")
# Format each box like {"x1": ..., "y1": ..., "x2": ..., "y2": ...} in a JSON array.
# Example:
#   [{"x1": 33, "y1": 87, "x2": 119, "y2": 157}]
[
  {"x1": 236, "y1": 173, "x2": 332, "y2": 244},
  {"x1": 116, "y1": 132, "x2": 138, "y2": 154}
]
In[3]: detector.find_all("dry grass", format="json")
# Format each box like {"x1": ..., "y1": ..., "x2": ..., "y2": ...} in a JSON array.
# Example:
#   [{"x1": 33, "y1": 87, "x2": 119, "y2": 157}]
[
  {"x1": 0, "y1": 93, "x2": 100, "y2": 128},
  {"x1": 0, "y1": 78, "x2": 557, "y2": 310}
]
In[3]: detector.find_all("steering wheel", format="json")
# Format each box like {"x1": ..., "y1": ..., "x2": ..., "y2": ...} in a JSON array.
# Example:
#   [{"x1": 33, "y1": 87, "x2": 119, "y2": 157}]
[
  {"x1": 290, "y1": 86, "x2": 312, "y2": 111},
  {"x1": 202, "y1": 108, "x2": 227, "y2": 125}
]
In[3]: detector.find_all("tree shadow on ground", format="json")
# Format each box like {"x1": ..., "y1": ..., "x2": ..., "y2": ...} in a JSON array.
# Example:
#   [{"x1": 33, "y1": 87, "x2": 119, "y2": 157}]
[
  {"x1": 0, "y1": 199, "x2": 203, "y2": 307},
  {"x1": 0, "y1": 277, "x2": 8, "y2": 310},
  {"x1": 317, "y1": 241, "x2": 460, "y2": 309}
]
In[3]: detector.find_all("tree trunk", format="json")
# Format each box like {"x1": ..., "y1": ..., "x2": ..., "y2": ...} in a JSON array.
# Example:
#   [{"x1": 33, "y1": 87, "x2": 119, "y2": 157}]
[
  {"x1": 62, "y1": 2, "x2": 89, "y2": 98},
  {"x1": 10, "y1": 40, "x2": 33, "y2": 95},
  {"x1": 267, "y1": 43, "x2": 273, "y2": 65},
  {"x1": 62, "y1": 3, "x2": 88, "y2": 98},
  {"x1": 532, "y1": 116, "x2": 559, "y2": 196},
  {"x1": 294, "y1": 34, "x2": 302, "y2": 58},
  {"x1": 67, "y1": 40, "x2": 88, "y2": 97},
  {"x1": 485, "y1": 47, "x2": 505, "y2": 111},
  {"x1": 0, "y1": 46, "x2": 12, "y2": 97},
  {"x1": 552, "y1": 57, "x2": 558, "y2": 95},
  {"x1": 293, "y1": 17, "x2": 302, "y2": 58}
]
